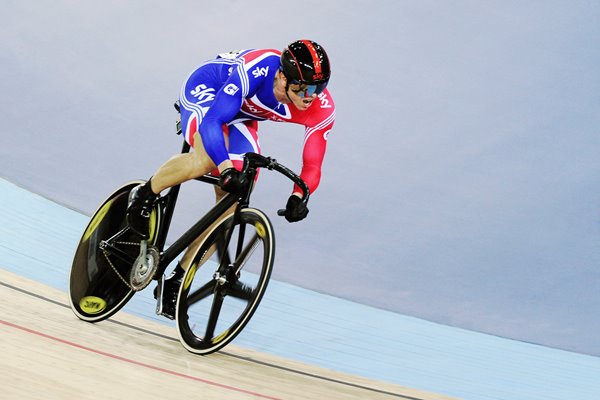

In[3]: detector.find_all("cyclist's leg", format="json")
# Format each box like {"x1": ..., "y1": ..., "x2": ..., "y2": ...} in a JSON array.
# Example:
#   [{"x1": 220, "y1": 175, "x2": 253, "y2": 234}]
[
  {"x1": 149, "y1": 131, "x2": 215, "y2": 194},
  {"x1": 154, "y1": 112, "x2": 220, "y2": 316},
  {"x1": 149, "y1": 68, "x2": 220, "y2": 194},
  {"x1": 226, "y1": 120, "x2": 261, "y2": 172},
  {"x1": 179, "y1": 188, "x2": 234, "y2": 271}
]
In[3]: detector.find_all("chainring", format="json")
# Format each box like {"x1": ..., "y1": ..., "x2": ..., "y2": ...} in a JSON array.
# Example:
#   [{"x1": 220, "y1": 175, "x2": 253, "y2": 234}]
[{"x1": 129, "y1": 246, "x2": 160, "y2": 291}]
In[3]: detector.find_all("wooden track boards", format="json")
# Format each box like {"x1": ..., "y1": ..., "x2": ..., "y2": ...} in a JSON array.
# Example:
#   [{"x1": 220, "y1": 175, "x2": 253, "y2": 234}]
[{"x1": 0, "y1": 268, "x2": 454, "y2": 400}]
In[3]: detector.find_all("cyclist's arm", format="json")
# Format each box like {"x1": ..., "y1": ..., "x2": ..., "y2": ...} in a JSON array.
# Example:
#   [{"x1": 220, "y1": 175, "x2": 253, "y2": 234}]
[
  {"x1": 199, "y1": 68, "x2": 247, "y2": 170},
  {"x1": 295, "y1": 121, "x2": 334, "y2": 196}
]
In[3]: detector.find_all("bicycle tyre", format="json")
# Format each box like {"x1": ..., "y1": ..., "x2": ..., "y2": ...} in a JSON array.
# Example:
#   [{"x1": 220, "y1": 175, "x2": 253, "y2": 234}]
[
  {"x1": 176, "y1": 207, "x2": 275, "y2": 355},
  {"x1": 68, "y1": 181, "x2": 162, "y2": 322}
]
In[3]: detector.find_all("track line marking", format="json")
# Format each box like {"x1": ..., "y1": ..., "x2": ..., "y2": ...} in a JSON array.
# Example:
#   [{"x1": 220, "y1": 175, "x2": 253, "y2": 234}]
[
  {"x1": 0, "y1": 319, "x2": 281, "y2": 400},
  {"x1": 0, "y1": 279, "x2": 414, "y2": 399}
]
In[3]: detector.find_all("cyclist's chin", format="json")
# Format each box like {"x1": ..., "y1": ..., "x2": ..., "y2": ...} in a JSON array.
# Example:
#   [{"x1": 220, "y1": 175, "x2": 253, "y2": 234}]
[{"x1": 292, "y1": 99, "x2": 313, "y2": 111}]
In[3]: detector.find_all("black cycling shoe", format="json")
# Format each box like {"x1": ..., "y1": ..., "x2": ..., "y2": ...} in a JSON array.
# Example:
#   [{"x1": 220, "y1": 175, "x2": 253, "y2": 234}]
[
  {"x1": 126, "y1": 183, "x2": 157, "y2": 239},
  {"x1": 155, "y1": 266, "x2": 184, "y2": 320}
]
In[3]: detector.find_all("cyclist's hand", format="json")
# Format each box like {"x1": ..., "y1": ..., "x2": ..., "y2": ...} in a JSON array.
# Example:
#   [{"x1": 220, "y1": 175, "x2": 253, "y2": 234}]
[
  {"x1": 284, "y1": 194, "x2": 308, "y2": 222},
  {"x1": 219, "y1": 168, "x2": 247, "y2": 193}
]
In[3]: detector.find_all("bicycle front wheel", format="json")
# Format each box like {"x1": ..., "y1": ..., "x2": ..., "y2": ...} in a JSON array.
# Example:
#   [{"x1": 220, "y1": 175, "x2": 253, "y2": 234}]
[{"x1": 176, "y1": 207, "x2": 275, "y2": 355}]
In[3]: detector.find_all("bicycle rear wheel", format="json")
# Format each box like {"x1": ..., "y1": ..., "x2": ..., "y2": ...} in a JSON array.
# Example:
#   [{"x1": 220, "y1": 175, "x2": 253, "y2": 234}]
[
  {"x1": 68, "y1": 181, "x2": 161, "y2": 322},
  {"x1": 176, "y1": 207, "x2": 275, "y2": 355}
]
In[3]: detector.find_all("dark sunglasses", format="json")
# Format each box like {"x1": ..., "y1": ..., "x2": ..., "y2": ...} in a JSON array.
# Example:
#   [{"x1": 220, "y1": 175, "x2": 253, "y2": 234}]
[{"x1": 289, "y1": 81, "x2": 328, "y2": 98}]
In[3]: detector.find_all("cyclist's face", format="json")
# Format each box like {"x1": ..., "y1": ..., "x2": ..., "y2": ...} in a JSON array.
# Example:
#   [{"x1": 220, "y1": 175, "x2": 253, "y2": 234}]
[{"x1": 287, "y1": 83, "x2": 317, "y2": 110}]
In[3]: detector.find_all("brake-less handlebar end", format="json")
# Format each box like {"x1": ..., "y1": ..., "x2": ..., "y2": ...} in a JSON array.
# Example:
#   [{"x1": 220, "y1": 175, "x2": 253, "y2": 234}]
[{"x1": 242, "y1": 153, "x2": 310, "y2": 217}]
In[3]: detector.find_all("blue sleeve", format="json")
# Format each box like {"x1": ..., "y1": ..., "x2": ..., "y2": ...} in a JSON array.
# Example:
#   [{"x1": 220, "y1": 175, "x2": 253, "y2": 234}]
[{"x1": 199, "y1": 63, "x2": 248, "y2": 167}]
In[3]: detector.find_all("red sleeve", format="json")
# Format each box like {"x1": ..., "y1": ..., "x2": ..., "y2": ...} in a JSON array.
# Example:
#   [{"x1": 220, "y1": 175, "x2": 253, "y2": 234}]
[{"x1": 295, "y1": 105, "x2": 335, "y2": 196}]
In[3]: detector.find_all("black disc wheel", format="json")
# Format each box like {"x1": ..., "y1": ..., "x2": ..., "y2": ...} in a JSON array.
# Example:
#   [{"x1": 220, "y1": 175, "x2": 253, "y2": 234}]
[
  {"x1": 176, "y1": 208, "x2": 275, "y2": 355},
  {"x1": 68, "y1": 181, "x2": 161, "y2": 322}
]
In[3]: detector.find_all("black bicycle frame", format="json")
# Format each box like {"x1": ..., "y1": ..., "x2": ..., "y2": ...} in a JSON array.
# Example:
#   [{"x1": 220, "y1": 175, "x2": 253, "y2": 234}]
[
  {"x1": 150, "y1": 140, "x2": 259, "y2": 279},
  {"x1": 134, "y1": 95, "x2": 310, "y2": 278}
]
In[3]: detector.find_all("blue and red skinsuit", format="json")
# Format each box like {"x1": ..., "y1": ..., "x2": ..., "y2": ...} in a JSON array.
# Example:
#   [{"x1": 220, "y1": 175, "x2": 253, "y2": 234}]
[{"x1": 179, "y1": 48, "x2": 335, "y2": 195}]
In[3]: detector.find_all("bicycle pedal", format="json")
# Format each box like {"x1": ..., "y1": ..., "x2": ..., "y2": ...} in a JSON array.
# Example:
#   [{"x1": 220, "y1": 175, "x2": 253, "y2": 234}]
[
  {"x1": 155, "y1": 276, "x2": 177, "y2": 320},
  {"x1": 155, "y1": 276, "x2": 165, "y2": 314}
]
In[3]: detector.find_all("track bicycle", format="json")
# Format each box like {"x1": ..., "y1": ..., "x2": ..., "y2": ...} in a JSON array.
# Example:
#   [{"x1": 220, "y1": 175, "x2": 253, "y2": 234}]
[{"x1": 68, "y1": 104, "x2": 309, "y2": 355}]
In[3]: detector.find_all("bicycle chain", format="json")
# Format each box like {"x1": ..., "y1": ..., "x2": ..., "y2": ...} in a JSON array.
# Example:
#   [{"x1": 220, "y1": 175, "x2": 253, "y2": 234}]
[{"x1": 101, "y1": 240, "x2": 144, "y2": 291}]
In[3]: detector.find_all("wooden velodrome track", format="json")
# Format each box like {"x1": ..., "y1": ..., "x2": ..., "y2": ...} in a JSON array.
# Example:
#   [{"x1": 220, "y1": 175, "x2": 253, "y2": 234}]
[{"x1": 0, "y1": 269, "x2": 454, "y2": 400}]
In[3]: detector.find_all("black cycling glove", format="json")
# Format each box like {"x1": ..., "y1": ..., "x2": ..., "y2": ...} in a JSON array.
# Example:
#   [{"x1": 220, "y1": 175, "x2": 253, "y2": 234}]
[
  {"x1": 284, "y1": 195, "x2": 309, "y2": 223},
  {"x1": 219, "y1": 168, "x2": 247, "y2": 193}
]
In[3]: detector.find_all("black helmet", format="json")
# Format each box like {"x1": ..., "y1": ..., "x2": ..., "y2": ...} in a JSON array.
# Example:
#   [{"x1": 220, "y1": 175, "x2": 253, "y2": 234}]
[{"x1": 280, "y1": 40, "x2": 331, "y2": 95}]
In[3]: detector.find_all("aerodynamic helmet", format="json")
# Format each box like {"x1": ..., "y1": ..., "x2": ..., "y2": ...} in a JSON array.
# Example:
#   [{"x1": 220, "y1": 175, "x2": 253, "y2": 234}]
[{"x1": 280, "y1": 40, "x2": 331, "y2": 96}]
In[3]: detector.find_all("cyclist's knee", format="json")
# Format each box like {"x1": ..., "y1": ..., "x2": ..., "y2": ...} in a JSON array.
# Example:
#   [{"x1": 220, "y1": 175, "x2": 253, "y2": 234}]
[{"x1": 189, "y1": 134, "x2": 216, "y2": 175}]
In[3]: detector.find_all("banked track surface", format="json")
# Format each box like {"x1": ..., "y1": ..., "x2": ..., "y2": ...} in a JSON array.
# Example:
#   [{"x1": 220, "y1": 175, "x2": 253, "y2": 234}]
[{"x1": 0, "y1": 268, "x2": 453, "y2": 400}]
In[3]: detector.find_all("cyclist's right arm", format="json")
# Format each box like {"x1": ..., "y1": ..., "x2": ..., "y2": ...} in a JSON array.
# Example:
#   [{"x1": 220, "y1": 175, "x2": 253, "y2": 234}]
[{"x1": 199, "y1": 63, "x2": 248, "y2": 170}]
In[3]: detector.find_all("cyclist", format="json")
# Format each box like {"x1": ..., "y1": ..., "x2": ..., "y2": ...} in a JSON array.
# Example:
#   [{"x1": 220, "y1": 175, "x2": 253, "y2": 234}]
[{"x1": 126, "y1": 40, "x2": 335, "y2": 318}]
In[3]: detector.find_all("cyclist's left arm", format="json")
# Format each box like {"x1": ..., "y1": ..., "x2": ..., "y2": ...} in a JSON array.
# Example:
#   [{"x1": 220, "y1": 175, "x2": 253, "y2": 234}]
[{"x1": 295, "y1": 110, "x2": 336, "y2": 196}]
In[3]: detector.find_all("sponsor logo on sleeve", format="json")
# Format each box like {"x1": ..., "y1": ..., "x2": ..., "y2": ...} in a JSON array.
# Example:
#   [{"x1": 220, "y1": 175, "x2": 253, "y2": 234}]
[
  {"x1": 190, "y1": 84, "x2": 216, "y2": 104},
  {"x1": 251, "y1": 66, "x2": 269, "y2": 78},
  {"x1": 318, "y1": 93, "x2": 332, "y2": 109},
  {"x1": 224, "y1": 83, "x2": 240, "y2": 95}
]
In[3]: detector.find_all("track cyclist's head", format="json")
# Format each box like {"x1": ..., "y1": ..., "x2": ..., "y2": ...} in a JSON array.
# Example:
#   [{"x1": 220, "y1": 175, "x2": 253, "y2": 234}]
[{"x1": 277, "y1": 40, "x2": 330, "y2": 110}]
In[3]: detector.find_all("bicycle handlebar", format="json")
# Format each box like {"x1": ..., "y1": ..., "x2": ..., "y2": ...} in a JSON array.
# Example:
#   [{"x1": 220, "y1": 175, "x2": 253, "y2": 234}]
[{"x1": 242, "y1": 152, "x2": 310, "y2": 211}]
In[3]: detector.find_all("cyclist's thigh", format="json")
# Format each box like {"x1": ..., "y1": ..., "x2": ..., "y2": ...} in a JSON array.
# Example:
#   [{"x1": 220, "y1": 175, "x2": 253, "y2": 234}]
[
  {"x1": 205, "y1": 121, "x2": 261, "y2": 178},
  {"x1": 226, "y1": 120, "x2": 260, "y2": 171}
]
